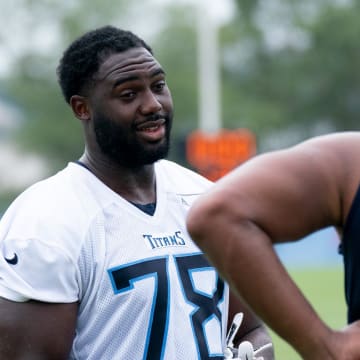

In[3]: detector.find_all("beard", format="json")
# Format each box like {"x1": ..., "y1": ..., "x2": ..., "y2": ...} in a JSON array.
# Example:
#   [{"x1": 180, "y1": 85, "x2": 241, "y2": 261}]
[{"x1": 93, "y1": 111, "x2": 172, "y2": 168}]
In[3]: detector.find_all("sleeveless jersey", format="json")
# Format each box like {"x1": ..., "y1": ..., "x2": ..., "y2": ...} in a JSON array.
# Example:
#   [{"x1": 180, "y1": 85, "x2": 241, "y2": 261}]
[
  {"x1": 0, "y1": 160, "x2": 229, "y2": 359},
  {"x1": 342, "y1": 184, "x2": 360, "y2": 323}
]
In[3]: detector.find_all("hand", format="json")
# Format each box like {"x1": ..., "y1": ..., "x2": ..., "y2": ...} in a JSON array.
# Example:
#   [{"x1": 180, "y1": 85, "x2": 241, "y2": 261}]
[
  {"x1": 224, "y1": 312, "x2": 273, "y2": 359},
  {"x1": 224, "y1": 340, "x2": 272, "y2": 359},
  {"x1": 336, "y1": 320, "x2": 360, "y2": 359},
  {"x1": 301, "y1": 321, "x2": 360, "y2": 360}
]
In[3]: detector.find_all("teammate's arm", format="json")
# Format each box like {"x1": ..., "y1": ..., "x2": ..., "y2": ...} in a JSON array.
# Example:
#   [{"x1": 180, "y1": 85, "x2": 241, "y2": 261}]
[
  {"x1": 0, "y1": 298, "x2": 78, "y2": 359},
  {"x1": 187, "y1": 133, "x2": 360, "y2": 359}
]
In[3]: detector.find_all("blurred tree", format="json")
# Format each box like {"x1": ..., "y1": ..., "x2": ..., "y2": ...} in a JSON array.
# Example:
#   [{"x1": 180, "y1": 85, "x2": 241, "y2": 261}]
[
  {"x1": 151, "y1": 5, "x2": 198, "y2": 165},
  {"x1": 2, "y1": 0, "x2": 134, "y2": 172},
  {"x1": 154, "y1": 5, "x2": 198, "y2": 135},
  {"x1": 2, "y1": 0, "x2": 360, "y2": 170},
  {"x1": 221, "y1": 0, "x2": 360, "y2": 149}
]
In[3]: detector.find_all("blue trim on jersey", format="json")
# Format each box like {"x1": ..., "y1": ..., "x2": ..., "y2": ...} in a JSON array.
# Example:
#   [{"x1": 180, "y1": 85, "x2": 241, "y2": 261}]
[
  {"x1": 108, "y1": 256, "x2": 170, "y2": 359},
  {"x1": 188, "y1": 266, "x2": 217, "y2": 298},
  {"x1": 107, "y1": 256, "x2": 167, "y2": 294},
  {"x1": 202, "y1": 313, "x2": 224, "y2": 358},
  {"x1": 161, "y1": 260, "x2": 171, "y2": 360},
  {"x1": 107, "y1": 253, "x2": 225, "y2": 359},
  {"x1": 174, "y1": 252, "x2": 225, "y2": 359}
]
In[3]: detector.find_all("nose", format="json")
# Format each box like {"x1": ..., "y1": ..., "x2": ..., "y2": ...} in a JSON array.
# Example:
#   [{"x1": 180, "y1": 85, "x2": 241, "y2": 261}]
[{"x1": 140, "y1": 90, "x2": 162, "y2": 114}]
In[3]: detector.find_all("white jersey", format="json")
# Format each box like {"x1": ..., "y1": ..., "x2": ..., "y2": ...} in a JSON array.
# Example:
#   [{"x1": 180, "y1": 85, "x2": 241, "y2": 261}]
[{"x1": 0, "y1": 160, "x2": 229, "y2": 360}]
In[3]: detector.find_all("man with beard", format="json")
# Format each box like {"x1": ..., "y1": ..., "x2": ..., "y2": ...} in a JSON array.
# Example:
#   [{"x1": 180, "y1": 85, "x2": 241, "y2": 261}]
[{"x1": 0, "y1": 26, "x2": 273, "y2": 359}]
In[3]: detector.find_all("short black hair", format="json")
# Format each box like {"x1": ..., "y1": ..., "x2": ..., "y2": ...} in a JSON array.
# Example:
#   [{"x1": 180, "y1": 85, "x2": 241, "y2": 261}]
[{"x1": 57, "y1": 25, "x2": 153, "y2": 103}]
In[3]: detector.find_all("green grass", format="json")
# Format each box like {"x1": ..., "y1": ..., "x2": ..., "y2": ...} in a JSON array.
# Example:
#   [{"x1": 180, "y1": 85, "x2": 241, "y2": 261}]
[{"x1": 268, "y1": 266, "x2": 347, "y2": 359}]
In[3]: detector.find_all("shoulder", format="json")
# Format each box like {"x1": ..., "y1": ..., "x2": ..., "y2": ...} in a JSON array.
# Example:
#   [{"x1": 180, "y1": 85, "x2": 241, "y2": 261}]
[
  {"x1": 155, "y1": 160, "x2": 213, "y2": 195},
  {"x1": 292, "y1": 132, "x2": 360, "y2": 197},
  {"x1": 290, "y1": 131, "x2": 360, "y2": 162},
  {"x1": 241, "y1": 131, "x2": 360, "y2": 180},
  {"x1": 4, "y1": 164, "x2": 88, "y2": 219},
  {"x1": 0, "y1": 163, "x2": 106, "y2": 252}
]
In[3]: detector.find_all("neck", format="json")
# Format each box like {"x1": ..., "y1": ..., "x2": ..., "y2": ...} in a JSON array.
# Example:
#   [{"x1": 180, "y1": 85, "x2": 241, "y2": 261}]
[{"x1": 78, "y1": 154, "x2": 157, "y2": 204}]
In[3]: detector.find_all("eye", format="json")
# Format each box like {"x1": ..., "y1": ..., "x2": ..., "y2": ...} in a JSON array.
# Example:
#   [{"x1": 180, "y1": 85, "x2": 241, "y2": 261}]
[
  {"x1": 119, "y1": 90, "x2": 136, "y2": 100},
  {"x1": 153, "y1": 80, "x2": 166, "y2": 92}
]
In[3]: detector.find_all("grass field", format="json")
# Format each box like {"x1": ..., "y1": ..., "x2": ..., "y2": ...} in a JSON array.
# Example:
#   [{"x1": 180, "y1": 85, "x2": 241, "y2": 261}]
[{"x1": 268, "y1": 266, "x2": 347, "y2": 359}]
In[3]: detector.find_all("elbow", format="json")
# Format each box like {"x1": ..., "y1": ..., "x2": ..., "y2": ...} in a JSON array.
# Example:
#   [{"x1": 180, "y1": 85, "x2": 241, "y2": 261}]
[
  {"x1": 186, "y1": 197, "x2": 213, "y2": 246},
  {"x1": 186, "y1": 194, "x2": 235, "y2": 248}
]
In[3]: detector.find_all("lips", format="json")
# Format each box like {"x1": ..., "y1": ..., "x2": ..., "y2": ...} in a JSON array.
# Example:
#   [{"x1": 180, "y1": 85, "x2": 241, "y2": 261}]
[
  {"x1": 136, "y1": 118, "x2": 166, "y2": 132},
  {"x1": 135, "y1": 118, "x2": 166, "y2": 141}
]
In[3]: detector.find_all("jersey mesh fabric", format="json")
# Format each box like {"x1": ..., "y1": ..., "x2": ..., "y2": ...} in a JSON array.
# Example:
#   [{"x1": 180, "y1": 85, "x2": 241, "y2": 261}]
[{"x1": 0, "y1": 160, "x2": 229, "y2": 359}]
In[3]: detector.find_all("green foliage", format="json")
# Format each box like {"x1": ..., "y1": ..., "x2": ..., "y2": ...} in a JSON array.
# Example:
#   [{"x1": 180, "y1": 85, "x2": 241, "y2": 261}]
[
  {"x1": 2, "y1": 0, "x2": 133, "y2": 172},
  {"x1": 221, "y1": 0, "x2": 360, "y2": 141},
  {"x1": 2, "y1": 0, "x2": 360, "y2": 170},
  {"x1": 153, "y1": 5, "x2": 199, "y2": 135},
  {"x1": 4, "y1": 64, "x2": 83, "y2": 172},
  {"x1": 0, "y1": 191, "x2": 21, "y2": 214}
]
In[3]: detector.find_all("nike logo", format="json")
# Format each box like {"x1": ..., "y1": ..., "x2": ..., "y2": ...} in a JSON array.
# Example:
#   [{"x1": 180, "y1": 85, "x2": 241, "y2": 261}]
[{"x1": 4, "y1": 253, "x2": 18, "y2": 265}]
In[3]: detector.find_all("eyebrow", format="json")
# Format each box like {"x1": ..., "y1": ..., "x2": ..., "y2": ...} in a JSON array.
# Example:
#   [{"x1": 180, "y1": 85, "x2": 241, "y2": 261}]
[{"x1": 112, "y1": 68, "x2": 166, "y2": 89}]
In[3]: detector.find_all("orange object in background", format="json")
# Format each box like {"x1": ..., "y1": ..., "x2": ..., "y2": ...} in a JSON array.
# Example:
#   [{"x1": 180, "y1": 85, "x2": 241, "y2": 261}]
[{"x1": 186, "y1": 129, "x2": 257, "y2": 181}]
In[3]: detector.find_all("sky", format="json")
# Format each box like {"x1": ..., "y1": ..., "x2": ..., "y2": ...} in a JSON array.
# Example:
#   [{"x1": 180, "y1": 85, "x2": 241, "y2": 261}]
[
  {"x1": 0, "y1": 0, "x2": 354, "y2": 77},
  {"x1": 0, "y1": 0, "x2": 235, "y2": 77},
  {"x1": 152, "y1": 0, "x2": 235, "y2": 24}
]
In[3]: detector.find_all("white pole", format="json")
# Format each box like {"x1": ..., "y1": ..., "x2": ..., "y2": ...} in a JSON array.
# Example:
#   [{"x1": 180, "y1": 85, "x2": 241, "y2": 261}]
[{"x1": 196, "y1": 2, "x2": 221, "y2": 133}]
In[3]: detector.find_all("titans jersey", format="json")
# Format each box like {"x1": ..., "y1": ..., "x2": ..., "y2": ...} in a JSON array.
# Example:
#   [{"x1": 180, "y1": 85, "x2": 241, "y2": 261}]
[
  {"x1": 342, "y1": 184, "x2": 360, "y2": 323},
  {"x1": 0, "y1": 160, "x2": 228, "y2": 359}
]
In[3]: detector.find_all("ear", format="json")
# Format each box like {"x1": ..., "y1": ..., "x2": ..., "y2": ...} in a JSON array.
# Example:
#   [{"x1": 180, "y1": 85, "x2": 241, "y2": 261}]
[{"x1": 70, "y1": 95, "x2": 90, "y2": 121}]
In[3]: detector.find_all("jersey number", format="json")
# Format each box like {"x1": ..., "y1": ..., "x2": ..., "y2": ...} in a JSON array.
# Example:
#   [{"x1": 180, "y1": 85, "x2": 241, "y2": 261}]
[{"x1": 108, "y1": 254, "x2": 224, "y2": 359}]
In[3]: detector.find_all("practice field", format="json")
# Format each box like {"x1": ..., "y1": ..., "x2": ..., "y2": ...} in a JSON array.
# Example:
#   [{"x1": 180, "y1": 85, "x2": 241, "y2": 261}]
[{"x1": 268, "y1": 266, "x2": 347, "y2": 359}]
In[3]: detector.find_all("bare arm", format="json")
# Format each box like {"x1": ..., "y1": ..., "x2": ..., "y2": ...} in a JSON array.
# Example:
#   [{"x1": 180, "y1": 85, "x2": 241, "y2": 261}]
[
  {"x1": 187, "y1": 132, "x2": 360, "y2": 359},
  {"x1": 0, "y1": 298, "x2": 78, "y2": 359}
]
